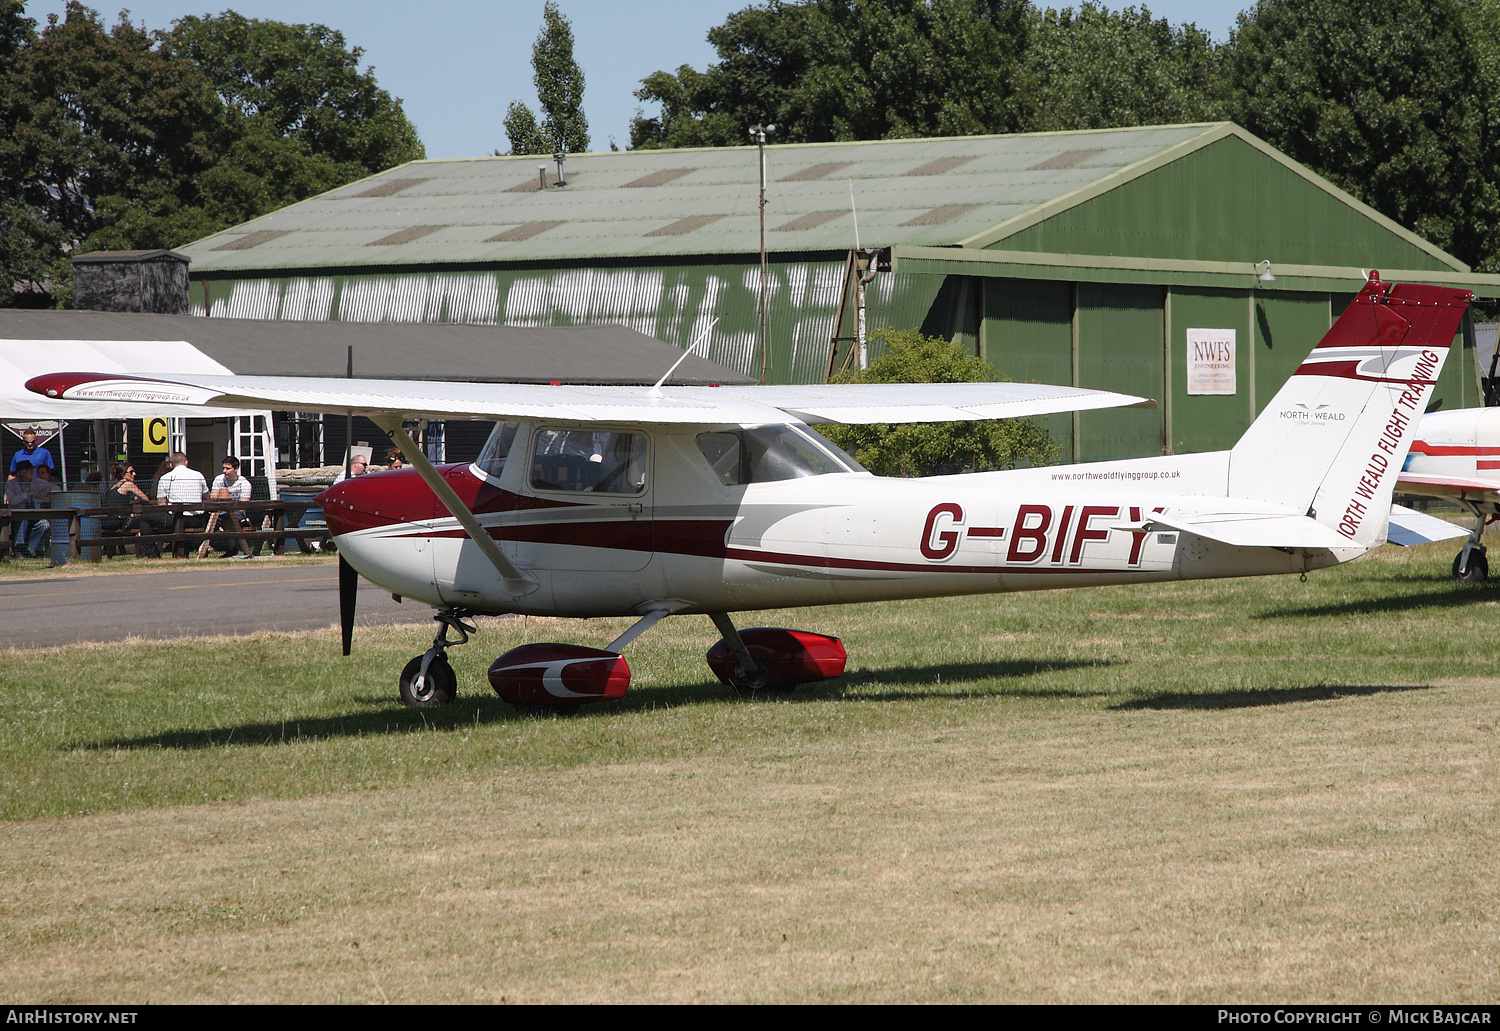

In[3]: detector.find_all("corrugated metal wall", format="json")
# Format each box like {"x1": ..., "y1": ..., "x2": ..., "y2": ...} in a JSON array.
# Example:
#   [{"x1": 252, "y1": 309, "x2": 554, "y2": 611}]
[{"x1": 996, "y1": 136, "x2": 1454, "y2": 271}]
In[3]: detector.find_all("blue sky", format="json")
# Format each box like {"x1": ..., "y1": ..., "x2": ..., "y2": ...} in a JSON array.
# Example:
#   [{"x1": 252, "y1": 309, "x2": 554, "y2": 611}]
[{"x1": 22, "y1": 1, "x2": 1251, "y2": 159}]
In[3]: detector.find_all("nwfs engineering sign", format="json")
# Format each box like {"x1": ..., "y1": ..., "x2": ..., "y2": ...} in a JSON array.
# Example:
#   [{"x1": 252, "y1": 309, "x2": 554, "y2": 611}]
[{"x1": 1188, "y1": 328, "x2": 1236, "y2": 395}]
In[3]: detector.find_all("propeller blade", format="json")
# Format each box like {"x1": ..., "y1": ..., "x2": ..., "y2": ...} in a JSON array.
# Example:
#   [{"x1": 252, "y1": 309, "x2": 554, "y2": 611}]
[{"x1": 339, "y1": 554, "x2": 357, "y2": 656}]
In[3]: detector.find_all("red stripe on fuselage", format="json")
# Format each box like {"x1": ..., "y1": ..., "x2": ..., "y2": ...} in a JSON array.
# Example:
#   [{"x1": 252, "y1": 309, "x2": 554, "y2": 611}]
[
  {"x1": 1409, "y1": 443, "x2": 1500, "y2": 457},
  {"x1": 381, "y1": 519, "x2": 1133, "y2": 577}
]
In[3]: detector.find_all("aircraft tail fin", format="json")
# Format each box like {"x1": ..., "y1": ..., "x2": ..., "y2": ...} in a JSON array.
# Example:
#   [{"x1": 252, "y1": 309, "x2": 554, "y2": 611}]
[{"x1": 1226, "y1": 275, "x2": 1471, "y2": 547}]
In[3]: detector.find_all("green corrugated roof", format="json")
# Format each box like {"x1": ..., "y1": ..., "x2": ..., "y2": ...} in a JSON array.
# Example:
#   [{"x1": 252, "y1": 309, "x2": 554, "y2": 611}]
[
  {"x1": 181, "y1": 125, "x2": 1225, "y2": 271},
  {"x1": 178, "y1": 123, "x2": 1464, "y2": 275}
]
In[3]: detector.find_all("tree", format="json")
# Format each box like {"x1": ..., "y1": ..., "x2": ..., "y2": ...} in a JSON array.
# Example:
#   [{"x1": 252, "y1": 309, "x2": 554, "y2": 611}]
[
  {"x1": 0, "y1": 3, "x2": 225, "y2": 304},
  {"x1": 1225, "y1": 0, "x2": 1500, "y2": 272},
  {"x1": 164, "y1": 11, "x2": 424, "y2": 172},
  {"x1": 820, "y1": 328, "x2": 1060, "y2": 476},
  {"x1": 505, "y1": 2, "x2": 589, "y2": 155},
  {"x1": 631, "y1": 0, "x2": 1032, "y2": 149},
  {"x1": 502, "y1": 101, "x2": 548, "y2": 157},
  {"x1": 0, "y1": 2, "x2": 425, "y2": 307},
  {"x1": 1016, "y1": 3, "x2": 1223, "y2": 131}
]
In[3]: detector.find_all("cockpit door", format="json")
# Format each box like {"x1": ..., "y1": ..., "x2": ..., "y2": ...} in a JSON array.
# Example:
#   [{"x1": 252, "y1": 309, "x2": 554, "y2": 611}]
[{"x1": 517, "y1": 426, "x2": 653, "y2": 572}]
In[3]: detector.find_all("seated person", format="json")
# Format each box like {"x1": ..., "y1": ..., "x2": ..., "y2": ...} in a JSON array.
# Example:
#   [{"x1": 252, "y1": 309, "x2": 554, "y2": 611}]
[
  {"x1": 24, "y1": 466, "x2": 55, "y2": 557},
  {"x1": 332, "y1": 454, "x2": 368, "y2": 484},
  {"x1": 386, "y1": 448, "x2": 405, "y2": 470},
  {"x1": 4, "y1": 464, "x2": 37, "y2": 556},
  {"x1": 102, "y1": 463, "x2": 162, "y2": 557},
  {"x1": 156, "y1": 452, "x2": 209, "y2": 546},
  {"x1": 210, "y1": 456, "x2": 254, "y2": 558}
]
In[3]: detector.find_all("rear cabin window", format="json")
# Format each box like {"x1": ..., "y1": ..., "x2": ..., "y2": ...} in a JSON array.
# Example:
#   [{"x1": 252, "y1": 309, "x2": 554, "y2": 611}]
[
  {"x1": 475, "y1": 421, "x2": 520, "y2": 479},
  {"x1": 531, "y1": 429, "x2": 648, "y2": 494},
  {"x1": 696, "y1": 425, "x2": 863, "y2": 485}
]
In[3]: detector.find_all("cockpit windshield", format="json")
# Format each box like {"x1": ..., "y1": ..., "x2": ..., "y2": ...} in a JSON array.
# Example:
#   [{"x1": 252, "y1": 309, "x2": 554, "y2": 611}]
[
  {"x1": 696, "y1": 424, "x2": 864, "y2": 486},
  {"x1": 474, "y1": 421, "x2": 520, "y2": 479}
]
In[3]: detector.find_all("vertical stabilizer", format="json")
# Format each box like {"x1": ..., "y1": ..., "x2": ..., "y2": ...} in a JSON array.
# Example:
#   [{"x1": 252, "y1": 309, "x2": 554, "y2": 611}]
[{"x1": 1227, "y1": 276, "x2": 1471, "y2": 546}]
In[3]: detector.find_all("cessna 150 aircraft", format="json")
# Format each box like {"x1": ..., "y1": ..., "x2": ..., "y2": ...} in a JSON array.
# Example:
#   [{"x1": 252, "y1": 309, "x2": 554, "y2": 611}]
[{"x1": 29, "y1": 275, "x2": 1471, "y2": 708}]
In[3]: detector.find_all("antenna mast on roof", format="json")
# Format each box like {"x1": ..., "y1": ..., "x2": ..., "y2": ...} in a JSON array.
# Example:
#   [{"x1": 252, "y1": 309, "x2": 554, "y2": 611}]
[
  {"x1": 849, "y1": 180, "x2": 877, "y2": 371},
  {"x1": 750, "y1": 124, "x2": 774, "y2": 383}
]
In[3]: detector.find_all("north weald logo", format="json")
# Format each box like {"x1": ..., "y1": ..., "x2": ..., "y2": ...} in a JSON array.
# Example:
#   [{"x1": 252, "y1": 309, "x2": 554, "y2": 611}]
[{"x1": 1279, "y1": 403, "x2": 1347, "y2": 424}]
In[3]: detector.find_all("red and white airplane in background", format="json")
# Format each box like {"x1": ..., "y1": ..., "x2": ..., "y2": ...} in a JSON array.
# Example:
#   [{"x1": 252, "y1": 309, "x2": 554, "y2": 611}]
[
  {"x1": 1399, "y1": 406, "x2": 1500, "y2": 581},
  {"x1": 30, "y1": 275, "x2": 1472, "y2": 708}
]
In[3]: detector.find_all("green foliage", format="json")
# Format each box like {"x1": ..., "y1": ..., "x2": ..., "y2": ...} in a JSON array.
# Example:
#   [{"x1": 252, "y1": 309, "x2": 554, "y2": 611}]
[
  {"x1": 820, "y1": 327, "x2": 1060, "y2": 477},
  {"x1": 504, "y1": 100, "x2": 549, "y2": 157},
  {"x1": 631, "y1": 0, "x2": 1032, "y2": 149},
  {"x1": 1226, "y1": 0, "x2": 1500, "y2": 272},
  {"x1": 0, "y1": 2, "x2": 423, "y2": 308},
  {"x1": 506, "y1": 2, "x2": 588, "y2": 155},
  {"x1": 1017, "y1": 3, "x2": 1224, "y2": 130},
  {"x1": 0, "y1": 5, "x2": 224, "y2": 266},
  {"x1": 165, "y1": 11, "x2": 425, "y2": 172}
]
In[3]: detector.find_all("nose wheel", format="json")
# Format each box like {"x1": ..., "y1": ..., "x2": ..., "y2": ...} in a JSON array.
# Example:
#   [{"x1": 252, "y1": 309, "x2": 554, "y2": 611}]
[
  {"x1": 399, "y1": 610, "x2": 474, "y2": 707},
  {"x1": 400, "y1": 653, "x2": 456, "y2": 705}
]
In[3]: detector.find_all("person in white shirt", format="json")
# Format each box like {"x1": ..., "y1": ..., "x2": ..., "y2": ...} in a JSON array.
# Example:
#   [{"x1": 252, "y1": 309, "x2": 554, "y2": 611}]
[
  {"x1": 156, "y1": 452, "x2": 209, "y2": 532},
  {"x1": 210, "y1": 456, "x2": 254, "y2": 558},
  {"x1": 332, "y1": 454, "x2": 368, "y2": 484}
]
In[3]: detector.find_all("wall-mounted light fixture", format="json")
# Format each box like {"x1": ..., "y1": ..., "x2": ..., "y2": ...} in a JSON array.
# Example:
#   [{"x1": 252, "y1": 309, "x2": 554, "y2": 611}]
[{"x1": 1255, "y1": 259, "x2": 1275, "y2": 283}]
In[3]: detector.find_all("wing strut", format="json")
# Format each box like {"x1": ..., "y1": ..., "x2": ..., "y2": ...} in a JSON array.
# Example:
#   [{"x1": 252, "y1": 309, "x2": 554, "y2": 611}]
[{"x1": 370, "y1": 415, "x2": 537, "y2": 597}]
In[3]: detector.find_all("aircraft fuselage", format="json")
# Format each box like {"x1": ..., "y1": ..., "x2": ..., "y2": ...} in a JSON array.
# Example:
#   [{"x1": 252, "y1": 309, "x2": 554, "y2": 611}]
[{"x1": 321, "y1": 421, "x2": 1360, "y2": 618}]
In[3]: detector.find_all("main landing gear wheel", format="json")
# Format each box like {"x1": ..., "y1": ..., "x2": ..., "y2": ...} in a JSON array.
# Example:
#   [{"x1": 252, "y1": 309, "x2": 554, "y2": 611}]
[
  {"x1": 400, "y1": 654, "x2": 457, "y2": 706},
  {"x1": 1453, "y1": 547, "x2": 1488, "y2": 583}
]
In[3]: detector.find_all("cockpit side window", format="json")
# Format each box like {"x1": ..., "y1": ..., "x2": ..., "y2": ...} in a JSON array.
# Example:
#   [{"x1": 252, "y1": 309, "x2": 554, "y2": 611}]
[
  {"x1": 475, "y1": 421, "x2": 520, "y2": 479},
  {"x1": 695, "y1": 424, "x2": 864, "y2": 484},
  {"x1": 531, "y1": 428, "x2": 648, "y2": 494}
]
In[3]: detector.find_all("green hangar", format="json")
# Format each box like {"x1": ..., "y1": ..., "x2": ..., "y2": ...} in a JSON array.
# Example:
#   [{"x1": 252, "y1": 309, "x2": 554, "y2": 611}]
[{"x1": 178, "y1": 122, "x2": 1500, "y2": 464}]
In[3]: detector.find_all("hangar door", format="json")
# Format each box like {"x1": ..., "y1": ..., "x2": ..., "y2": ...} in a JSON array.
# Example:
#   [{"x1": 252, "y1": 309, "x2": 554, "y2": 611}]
[{"x1": 1076, "y1": 283, "x2": 1164, "y2": 462}]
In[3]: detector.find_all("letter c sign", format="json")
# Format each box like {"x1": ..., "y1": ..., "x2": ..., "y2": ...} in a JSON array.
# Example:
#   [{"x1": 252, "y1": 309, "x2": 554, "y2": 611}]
[
  {"x1": 921, "y1": 503, "x2": 964, "y2": 560},
  {"x1": 143, "y1": 417, "x2": 169, "y2": 454}
]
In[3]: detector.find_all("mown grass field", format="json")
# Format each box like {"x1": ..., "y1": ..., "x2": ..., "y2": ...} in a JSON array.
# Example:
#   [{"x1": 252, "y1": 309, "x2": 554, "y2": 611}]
[{"x1": 0, "y1": 540, "x2": 1496, "y2": 1002}]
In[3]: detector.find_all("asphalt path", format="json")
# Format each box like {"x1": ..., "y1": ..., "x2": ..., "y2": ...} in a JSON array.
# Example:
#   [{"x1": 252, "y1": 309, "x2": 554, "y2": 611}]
[{"x1": 1, "y1": 562, "x2": 435, "y2": 648}]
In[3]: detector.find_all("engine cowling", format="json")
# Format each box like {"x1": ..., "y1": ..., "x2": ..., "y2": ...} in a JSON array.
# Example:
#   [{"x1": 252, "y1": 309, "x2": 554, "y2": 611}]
[
  {"x1": 488, "y1": 643, "x2": 630, "y2": 705},
  {"x1": 706, "y1": 628, "x2": 847, "y2": 687}
]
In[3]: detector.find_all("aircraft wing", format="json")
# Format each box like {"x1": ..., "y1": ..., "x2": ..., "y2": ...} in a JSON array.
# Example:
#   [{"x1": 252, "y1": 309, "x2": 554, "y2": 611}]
[
  {"x1": 27, "y1": 372, "x2": 1154, "y2": 426},
  {"x1": 1396, "y1": 472, "x2": 1500, "y2": 506},
  {"x1": 691, "y1": 381, "x2": 1157, "y2": 424}
]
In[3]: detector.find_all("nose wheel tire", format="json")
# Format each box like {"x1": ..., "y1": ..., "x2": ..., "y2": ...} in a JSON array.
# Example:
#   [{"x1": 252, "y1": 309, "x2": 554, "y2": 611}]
[
  {"x1": 399, "y1": 654, "x2": 457, "y2": 706},
  {"x1": 1453, "y1": 548, "x2": 1489, "y2": 583}
]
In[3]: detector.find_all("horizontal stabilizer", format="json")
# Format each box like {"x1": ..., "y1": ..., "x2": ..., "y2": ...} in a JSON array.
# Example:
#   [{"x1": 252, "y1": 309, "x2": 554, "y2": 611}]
[
  {"x1": 1123, "y1": 511, "x2": 1356, "y2": 550},
  {"x1": 1385, "y1": 504, "x2": 1468, "y2": 547}
]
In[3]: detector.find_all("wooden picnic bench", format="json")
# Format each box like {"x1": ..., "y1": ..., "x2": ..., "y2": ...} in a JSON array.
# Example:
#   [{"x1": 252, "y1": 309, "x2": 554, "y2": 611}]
[{"x1": 0, "y1": 499, "x2": 325, "y2": 562}]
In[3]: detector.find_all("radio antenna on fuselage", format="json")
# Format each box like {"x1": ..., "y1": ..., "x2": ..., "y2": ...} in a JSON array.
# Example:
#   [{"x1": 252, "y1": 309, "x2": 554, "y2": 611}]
[{"x1": 649, "y1": 317, "x2": 720, "y2": 398}]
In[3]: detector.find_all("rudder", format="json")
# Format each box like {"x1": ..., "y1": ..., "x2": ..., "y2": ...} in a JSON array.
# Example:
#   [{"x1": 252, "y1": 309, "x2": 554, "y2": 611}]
[{"x1": 1227, "y1": 275, "x2": 1471, "y2": 546}]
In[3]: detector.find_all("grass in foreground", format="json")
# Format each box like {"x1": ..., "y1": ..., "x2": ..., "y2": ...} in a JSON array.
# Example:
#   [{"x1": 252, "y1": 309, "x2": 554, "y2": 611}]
[{"x1": 0, "y1": 541, "x2": 1496, "y2": 1002}]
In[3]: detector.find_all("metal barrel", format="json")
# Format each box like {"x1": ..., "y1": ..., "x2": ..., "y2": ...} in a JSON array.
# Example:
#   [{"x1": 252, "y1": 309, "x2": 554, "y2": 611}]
[{"x1": 49, "y1": 491, "x2": 100, "y2": 567}]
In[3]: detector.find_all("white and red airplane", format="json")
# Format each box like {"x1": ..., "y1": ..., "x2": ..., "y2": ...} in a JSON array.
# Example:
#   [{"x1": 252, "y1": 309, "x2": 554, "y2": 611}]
[
  {"x1": 1397, "y1": 406, "x2": 1500, "y2": 581},
  {"x1": 29, "y1": 274, "x2": 1471, "y2": 707}
]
